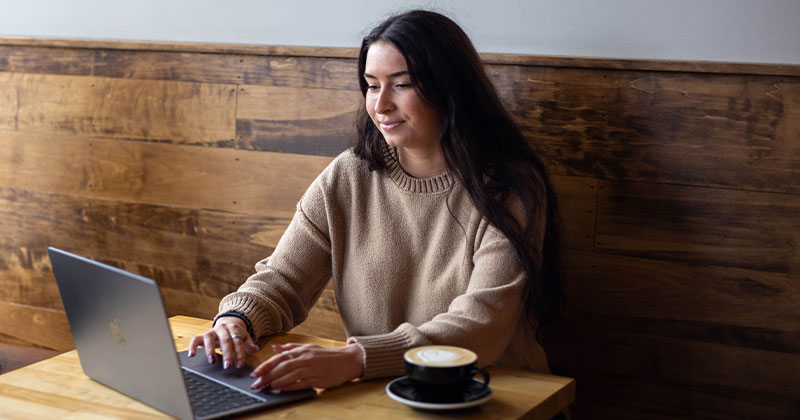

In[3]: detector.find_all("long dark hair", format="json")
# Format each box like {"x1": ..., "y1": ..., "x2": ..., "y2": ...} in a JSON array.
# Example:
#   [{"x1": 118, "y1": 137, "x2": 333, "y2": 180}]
[{"x1": 353, "y1": 10, "x2": 564, "y2": 339}]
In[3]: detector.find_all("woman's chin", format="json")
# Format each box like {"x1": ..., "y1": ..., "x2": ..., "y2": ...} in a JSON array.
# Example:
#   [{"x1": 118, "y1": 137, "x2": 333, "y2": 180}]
[{"x1": 383, "y1": 137, "x2": 404, "y2": 148}]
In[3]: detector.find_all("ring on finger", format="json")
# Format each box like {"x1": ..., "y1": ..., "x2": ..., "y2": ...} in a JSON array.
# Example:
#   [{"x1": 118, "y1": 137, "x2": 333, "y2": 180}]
[
  {"x1": 230, "y1": 332, "x2": 244, "y2": 341},
  {"x1": 282, "y1": 350, "x2": 294, "y2": 360}
]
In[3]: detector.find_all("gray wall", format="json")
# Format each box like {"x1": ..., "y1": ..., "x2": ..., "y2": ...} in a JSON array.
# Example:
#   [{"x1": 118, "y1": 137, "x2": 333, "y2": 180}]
[{"x1": 1, "y1": 0, "x2": 798, "y2": 64}]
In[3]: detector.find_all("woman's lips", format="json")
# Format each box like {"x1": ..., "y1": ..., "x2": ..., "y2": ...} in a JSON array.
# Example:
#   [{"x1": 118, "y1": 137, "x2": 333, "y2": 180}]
[{"x1": 380, "y1": 121, "x2": 403, "y2": 131}]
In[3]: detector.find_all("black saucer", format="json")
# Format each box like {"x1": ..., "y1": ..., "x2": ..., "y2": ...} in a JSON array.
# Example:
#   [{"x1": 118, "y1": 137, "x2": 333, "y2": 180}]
[{"x1": 386, "y1": 376, "x2": 492, "y2": 411}]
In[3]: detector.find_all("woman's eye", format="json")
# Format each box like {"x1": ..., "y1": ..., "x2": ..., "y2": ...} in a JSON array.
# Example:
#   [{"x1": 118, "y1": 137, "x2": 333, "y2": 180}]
[
  {"x1": 366, "y1": 84, "x2": 379, "y2": 91},
  {"x1": 395, "y1": 83, "x2": 411, "y2": 89}
]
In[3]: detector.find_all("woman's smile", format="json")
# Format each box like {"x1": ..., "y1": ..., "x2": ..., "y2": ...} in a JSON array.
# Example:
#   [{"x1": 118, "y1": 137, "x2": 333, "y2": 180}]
[{"x1": 379, "y1": 120, "x2": 403, "y2": 131}]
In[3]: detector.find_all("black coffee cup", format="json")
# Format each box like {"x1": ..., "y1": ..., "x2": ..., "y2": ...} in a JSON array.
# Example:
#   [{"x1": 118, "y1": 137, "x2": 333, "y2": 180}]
[{"x1": 404, "y1": 346, "x2": 490, "y2": 403}]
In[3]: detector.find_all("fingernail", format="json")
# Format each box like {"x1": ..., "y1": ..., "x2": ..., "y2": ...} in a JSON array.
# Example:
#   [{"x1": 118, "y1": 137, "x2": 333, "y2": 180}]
[
  {"x1": 224, "y1": 360, "x2": 230, "y2": 369},
  {"x1": 208, "y1": 355, "x2": 213, "y2": 364}
]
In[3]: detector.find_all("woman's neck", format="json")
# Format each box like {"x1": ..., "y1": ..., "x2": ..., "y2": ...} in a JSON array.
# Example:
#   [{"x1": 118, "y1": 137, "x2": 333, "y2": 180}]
[{"x1": 396, "y1": 146, "x2": 447, "y2": 178}]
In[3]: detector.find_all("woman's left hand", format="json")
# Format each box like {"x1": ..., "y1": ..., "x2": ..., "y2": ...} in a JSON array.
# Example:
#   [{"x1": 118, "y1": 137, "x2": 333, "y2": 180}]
[{"x1": 250, "y1": 343, "x2": 364, "y2": 391}]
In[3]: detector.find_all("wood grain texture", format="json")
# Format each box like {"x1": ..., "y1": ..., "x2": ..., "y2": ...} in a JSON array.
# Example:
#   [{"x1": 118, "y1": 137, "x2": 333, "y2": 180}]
[
  {"x1": 544, "y1": 249, "x2": 800, "y2": 418},
  {"x1": 0, "y1": 80, "x2": 17, "y2": 130},
  {"x1": 0, "y1": 185, "x2": 286, "y2": 306},
  {"x1": 595, "y1": 180, "x2": 800, "y2": 273},
  {"x1": 236, "y1": 85, "x2": 360, "y2": 155},
  {"x1": 0, "y1": 72, "x2": 236, "y2": 145},
  {"x1": 0, "y1": 184, "x2": 347, "y2": 344},
  {"x1": 487, "y1": 65, "x2": 800, "y2": 194},
  {"x1": 0, "y1": 130, "x2": 332, "y2": 217},
  {"x1": 480, "y1": 52, "x2": 800, "y2": 77},
  {"x1": 236, "y1": 55, "x2": 358, "y2": 90},
  {"x1": 0, "y1": 302, "x2": 71, "y2": 352},
  {"x1": 551, "y1": 175, "x2": 598, "y2": 251},
  {"x1": 0, "y1": 186, "x2": 199, "y2": 293},
  {"x1": 0, "y1": 45, "x2": 94, "y2": 76},
  {"x1": 559, "y1": 250, "x2": 799, "y2": 350},
  {"x1": 547, "y1": 316, "x2": 800, "y2": 420},
  {"x1": 236, "y1": 118, "x2": 353, "y2": 157},
  {"x1": 237, "y1": 85, "x2": 360, "y2": 121},
  {"x1": 93, "y1": 49, "x2": 248, "y2": 85},
  {"x1": 564, "y1": 374, "x2": 798, "y2": 420},
  {"x1": 93, "y1": 49, "x2": 359, "y2": 90},
  {"x1": 0, "y1": 241, "x2": 62, "y2": 310}
]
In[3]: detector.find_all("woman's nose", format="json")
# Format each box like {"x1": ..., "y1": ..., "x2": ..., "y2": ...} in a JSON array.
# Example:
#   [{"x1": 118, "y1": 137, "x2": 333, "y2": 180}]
[{"x1": 374, "y1": 89, "x2": 394, "y2": 114}]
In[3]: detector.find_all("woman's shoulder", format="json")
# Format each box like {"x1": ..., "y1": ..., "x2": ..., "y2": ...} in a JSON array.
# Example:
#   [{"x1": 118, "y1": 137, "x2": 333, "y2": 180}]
[
  {"x1": 323, "y1": 149, "x2": 372, "y2": 176},
  {"x1": 309, "y1": 148, "x2": 377, "y2": 194},
  {"x1": 299, "y1": 148, "x2": 379, "y2": 221}
]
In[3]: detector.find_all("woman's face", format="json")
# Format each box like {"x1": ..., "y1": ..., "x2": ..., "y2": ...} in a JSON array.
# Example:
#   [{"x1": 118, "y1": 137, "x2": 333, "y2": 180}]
[{"x1": 364, "y1": 42, "x2": 441, "y2": 152}]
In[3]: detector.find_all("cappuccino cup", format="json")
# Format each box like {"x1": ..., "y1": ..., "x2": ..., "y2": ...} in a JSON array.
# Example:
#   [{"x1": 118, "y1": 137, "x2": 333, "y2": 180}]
[{"x1": 404, "y1": 345, "x2": 490, "y2": 402}]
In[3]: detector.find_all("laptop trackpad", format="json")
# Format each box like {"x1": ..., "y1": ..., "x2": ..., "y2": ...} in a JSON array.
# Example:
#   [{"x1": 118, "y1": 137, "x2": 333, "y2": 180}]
[{"x1": 177, "y1": 350, "x2": 315, "y2": 401}]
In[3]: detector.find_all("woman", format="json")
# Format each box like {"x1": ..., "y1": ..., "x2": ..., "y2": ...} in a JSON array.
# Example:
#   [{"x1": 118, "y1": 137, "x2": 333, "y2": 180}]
[{"x1": 189, "y1": 9, "x2": 563, "y2": 392}]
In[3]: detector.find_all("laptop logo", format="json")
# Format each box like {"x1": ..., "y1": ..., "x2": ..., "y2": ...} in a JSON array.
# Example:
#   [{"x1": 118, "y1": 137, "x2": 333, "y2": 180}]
[{"x1": 110, "y1": 318, "x2": 126, "y2": 345}]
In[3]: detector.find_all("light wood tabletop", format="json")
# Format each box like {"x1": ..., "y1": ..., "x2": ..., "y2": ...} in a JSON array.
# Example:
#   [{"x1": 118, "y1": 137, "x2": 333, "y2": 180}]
[{"x1": 0, "y1": 316, "x2": 574, "y2": 419}]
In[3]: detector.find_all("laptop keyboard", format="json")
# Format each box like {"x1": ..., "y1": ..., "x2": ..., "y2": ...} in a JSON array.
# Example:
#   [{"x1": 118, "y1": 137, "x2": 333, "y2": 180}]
[{"x1": 182, "y1": 368, "x2": 264, "y2": 418}]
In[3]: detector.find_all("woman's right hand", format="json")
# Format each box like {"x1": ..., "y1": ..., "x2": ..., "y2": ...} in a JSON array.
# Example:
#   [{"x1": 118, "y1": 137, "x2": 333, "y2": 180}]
[{"x1": 187, "y1": 316, "x2": 259, "y2": 369}]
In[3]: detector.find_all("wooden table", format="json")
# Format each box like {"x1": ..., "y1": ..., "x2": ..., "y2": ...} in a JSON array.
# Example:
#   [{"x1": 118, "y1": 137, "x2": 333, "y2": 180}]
[{"x1": 0, "y1": 316, "x2": 574, "y2": 419}]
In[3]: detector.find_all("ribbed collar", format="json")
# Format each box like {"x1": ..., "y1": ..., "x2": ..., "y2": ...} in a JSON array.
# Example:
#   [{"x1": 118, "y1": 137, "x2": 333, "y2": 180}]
[{"x1": 384, "y1": 147, "x2": 455, "y2": 194}]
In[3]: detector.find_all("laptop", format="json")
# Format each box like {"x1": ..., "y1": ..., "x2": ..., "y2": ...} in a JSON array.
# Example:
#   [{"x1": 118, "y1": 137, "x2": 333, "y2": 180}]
[{"x1": 48, "y1": 247, "x2": 315, "y2": 420}]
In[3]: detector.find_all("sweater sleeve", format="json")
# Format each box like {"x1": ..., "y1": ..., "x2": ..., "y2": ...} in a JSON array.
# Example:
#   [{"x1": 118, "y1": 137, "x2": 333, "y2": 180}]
[
  {"x1": 348, "y1": 222, "x2": 531, "y2": 379},
  {"x1": 217, "y1": 179, "x2": 334, "y2": 339}
]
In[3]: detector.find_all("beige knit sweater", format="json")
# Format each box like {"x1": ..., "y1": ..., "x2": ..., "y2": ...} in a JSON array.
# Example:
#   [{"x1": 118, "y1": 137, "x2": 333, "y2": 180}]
[{"x1": 218, "y1": 149, "x2": 549, "y2": 379}]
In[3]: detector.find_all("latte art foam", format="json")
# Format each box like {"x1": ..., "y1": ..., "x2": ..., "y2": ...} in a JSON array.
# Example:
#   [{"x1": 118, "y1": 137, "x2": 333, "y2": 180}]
[
  {"x1": 417, "y1": 349, "x2": 460, "y2": 363},
  {"x1": 404, "y1": 345, "x2": 478, "y2": 367}
]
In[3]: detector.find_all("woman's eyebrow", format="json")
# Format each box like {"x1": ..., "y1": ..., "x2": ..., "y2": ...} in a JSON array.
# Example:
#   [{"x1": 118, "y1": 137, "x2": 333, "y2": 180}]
[{"x1": 363, "y1": 70, "x2": 410, "y2": 79}]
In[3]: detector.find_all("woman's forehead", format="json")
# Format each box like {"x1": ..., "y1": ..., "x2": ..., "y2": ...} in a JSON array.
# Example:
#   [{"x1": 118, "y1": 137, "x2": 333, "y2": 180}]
[{"x1": 364, "y1": 42, "x2": 408, "y2": 76}]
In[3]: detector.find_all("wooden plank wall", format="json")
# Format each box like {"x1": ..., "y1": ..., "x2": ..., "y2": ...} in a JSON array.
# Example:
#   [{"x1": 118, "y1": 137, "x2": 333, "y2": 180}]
[{"x1": 1, "y1": 38, "x2": 798, "y2": 419}]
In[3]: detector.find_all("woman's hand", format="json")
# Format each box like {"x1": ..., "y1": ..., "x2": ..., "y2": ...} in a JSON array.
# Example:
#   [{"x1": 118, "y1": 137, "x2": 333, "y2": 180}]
[
  {"x1": 250, "y1": 343, "x2": 364, "y2": 391},
  {"x1": 187, "y1": 317, "x2": 259, "y2": 369}
]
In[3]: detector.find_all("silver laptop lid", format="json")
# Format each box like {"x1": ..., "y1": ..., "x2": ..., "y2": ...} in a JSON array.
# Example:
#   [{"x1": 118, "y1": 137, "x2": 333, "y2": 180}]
[{"x1": 49, "y1": 247, "x2": 194, "y2": 420}]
